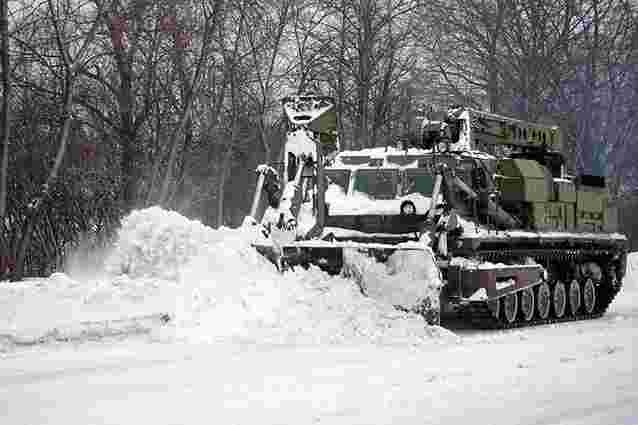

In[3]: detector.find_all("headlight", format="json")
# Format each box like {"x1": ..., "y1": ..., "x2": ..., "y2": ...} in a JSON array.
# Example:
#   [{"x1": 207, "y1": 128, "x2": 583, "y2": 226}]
[{"x1": 400, "y1": 201, "x2": 416, "y2": 215}]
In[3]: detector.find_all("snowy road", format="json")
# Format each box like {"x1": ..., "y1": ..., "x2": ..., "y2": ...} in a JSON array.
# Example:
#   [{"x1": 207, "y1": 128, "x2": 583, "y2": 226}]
[
  {"x1": 0, "y1": 210, "x2": 635, "y2": 425},
  {"x1": 1, "y1": 290, "x2": 636, "y2": 425}
]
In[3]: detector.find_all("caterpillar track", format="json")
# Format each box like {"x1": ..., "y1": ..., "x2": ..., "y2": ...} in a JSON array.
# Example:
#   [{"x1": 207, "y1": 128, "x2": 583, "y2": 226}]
[{"x1": 453, "y1": 245, "x2": 626, "y2": 329}]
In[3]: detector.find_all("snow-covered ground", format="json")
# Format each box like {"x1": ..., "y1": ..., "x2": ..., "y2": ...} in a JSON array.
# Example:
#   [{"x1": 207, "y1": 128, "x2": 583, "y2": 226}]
[
  {"x1": 0, "y1": 207, "x2": 448, "y2": 348},
  {"x1": 0, "y1": 208, "x2": 636, "y2": 425}
]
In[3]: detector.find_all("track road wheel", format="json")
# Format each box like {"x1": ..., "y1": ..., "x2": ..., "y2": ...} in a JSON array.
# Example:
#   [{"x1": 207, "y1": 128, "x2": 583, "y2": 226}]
[
  {"x1": 583, "y1": 278, "x2": 597, "y2": 314},
  {"x1": 487, "y1": 299, "x2": 500, "y2": 319},
  {"x1": 536, "y1": 282, "x2": 551, "y2": 320},
  {"x1": 568, "y1": 279, "x2": 581, "y2": 316},
  {"x1": 552, "y1": 281, "x2": 567, "y2": 319},
  {"x1": 502, "y1": 293, "x2": 518, "y2": 324},
  {"x1": 519, "y1": 287, "x2": 535, "y2": 322}
]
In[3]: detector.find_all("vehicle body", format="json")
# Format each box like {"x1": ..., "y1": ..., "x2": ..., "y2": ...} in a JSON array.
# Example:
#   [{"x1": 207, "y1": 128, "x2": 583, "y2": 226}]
[{"x1": 249, "y1": 95, "x2": 628, "y2": 328}]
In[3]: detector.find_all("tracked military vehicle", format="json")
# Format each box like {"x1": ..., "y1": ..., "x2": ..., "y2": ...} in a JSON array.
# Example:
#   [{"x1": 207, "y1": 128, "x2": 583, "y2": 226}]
[{"x1": 248, "y1": 95, "x2": 628, "y2": 329}]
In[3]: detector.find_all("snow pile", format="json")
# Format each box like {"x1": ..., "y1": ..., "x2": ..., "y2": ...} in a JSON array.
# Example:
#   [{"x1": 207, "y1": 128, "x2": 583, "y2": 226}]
[
  {"x1": 0, "y1": 207, "x2": 451, "y2": 348},
  {"x1": 104, "y1": 207, "x2": 451, "y2": 345},
  {"x1": 342, "y1": 248, "x2": 442, "y2": 310},
  {"x1": 104, "y1": 208, "x2": 220, "y2": 280}
]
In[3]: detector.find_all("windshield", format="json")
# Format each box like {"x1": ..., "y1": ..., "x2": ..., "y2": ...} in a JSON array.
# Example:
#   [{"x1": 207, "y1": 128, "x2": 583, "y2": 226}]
[
  {"x1": 403, "y1": 170, "x2": 435, "y2": 196},
  {"x1": 353, "y1": 169, "x2": 399, "y2": 200},
  {"x1": 325, "y1": 169, "x2": 351, "y2": 192}
]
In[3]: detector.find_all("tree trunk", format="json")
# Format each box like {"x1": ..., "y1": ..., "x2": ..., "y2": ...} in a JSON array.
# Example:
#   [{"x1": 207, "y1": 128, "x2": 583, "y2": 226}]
[
  {"x1": 337, "y1": 0, "x2": 346, "y2": 149},
  {"x1": 157, "y1": 99, "x2": 195, "y2": 205},
  {"x1": 487, "y1": 0, "x2": 505, "y2": 113},
  {"x1": 0, "y1": 0, "x2": 9, "y2": 218},
  {"x1": 117, "y1": 57, "x2": 140, "y2": 210},
  {"x1": 13, "y1": 74, "x2": 74, "y2": 280},
  {"x1": 216, "y1": 143, "x2": 233, "y2": 228},
  {"x1": 156, "y1": 1, "x2": 222, "y2": 206},
  {"x1": 357, "y1": 0, "x2": 372, "y2": 148}
]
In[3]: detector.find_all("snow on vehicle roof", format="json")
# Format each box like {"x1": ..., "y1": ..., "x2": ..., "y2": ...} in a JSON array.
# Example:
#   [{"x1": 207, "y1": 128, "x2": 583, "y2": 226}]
[
  {"x1": 553, "y1": 177, "x2": 574, "y2": 183},
  {"x1": 458, "y1": 150, "x2": 497, "y2": 160},
  {"x1": 454, "y1": 215, "x2": 628, "y2": 241},
  {"x1": 460, "y1": 228, "x2": 628, "y2": 241},
  {"x1": 337, "y1": 146, "x2": 433, "y2": 157}
]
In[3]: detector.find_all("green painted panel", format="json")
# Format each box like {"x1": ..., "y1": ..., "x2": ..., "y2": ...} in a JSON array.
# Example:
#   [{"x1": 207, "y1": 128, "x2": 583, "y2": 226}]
[
  {"x1": 353, "y1": 173, "x2": 368, "y2": 194},
  {"x1": 576, "y1": 189, "x2": 608, "y2": 231},
  {"x1": 514, "y1": 159, "x2": 547, "y2": 180},
  {"x1": 353, "y1": 170, "x2": 398, "y2": 200},
  {"x1": 497, "y1": 159, "x2": 522, "y2": 178},
  {"x1": 497, "y1": 159, "x2": 552, "y2": 203},
  {"x1": 565, "y1": 203, "x2": 575, "y2": 230},
  {"x1": 531, "y1": 202, "x2": 569, "y2": 230},
  {"x1": 554, "y1": 180, "x2": 577, "y2": 203},
  {"x1": 404, "y1": 172, "x2": 434, "y2": 195}
]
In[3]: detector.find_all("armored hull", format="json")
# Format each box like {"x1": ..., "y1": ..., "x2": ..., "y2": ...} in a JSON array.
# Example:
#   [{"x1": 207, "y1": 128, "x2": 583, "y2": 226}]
[
  {"x1": 441, "y1": 229, "x2": 627, "y2": 328},
  {"x1": 249, "y1": 98, "x2": 629, "y2": 329}
]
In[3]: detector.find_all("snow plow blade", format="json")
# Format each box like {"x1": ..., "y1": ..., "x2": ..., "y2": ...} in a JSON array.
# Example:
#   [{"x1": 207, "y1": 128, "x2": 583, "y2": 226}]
[{"x1": 252, "y1": 240, "x2": 443, "y2": 325}]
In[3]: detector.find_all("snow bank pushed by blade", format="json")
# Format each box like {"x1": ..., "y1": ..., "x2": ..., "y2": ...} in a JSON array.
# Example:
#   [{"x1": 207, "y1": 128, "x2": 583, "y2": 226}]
[
  {"x1": 343, "y1": 248, "x2": 442, "y2": 310},
  {"x1": 105, "y1": 207, "x2": 225, "y2": 280},
  {"x1": 106, "y1": 207, "x2": 453, "y2": 345}
]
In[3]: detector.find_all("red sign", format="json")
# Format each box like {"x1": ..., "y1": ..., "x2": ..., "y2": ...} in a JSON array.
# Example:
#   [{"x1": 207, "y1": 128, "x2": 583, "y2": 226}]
[
  {"x1": 111, "y1": 16, "x2": 129, "y2": 50},
  {"x1": 80, "y1": 143, "x2": 97, "y2": 161},
  {"x1": 160, "y1": 15, "x2": 177, "y2": 32},
  {"x1": 175, "y1": 31, "x2": 192, "y2": 49},
  {"x1": 111, "y1": 16, "x2": 128, "y2": 33},
  {"x1": 111, "y1": 30, "x2": 129, "y2": 50},
  {"x1": 0, "y1": 256, "x2": 15, "y2": 273}
]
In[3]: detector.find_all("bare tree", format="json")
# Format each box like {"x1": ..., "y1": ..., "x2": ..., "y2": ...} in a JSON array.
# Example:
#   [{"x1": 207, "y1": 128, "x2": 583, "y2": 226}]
[
  {"x1": 311, "y1": 0, "x2": 421, "y2": 148},
  {"x1": 245, "y1": 0, "x2": 293, "y2": 163},
  {"x1": 156, "y1": 0, "x2": 225, "y2": 206},
  {"x1": 12, "y1": 0, "x2": 102, "y2": 280},
  {"x1": 0, "y1": 0, "x2": 9, "y2": 218}
]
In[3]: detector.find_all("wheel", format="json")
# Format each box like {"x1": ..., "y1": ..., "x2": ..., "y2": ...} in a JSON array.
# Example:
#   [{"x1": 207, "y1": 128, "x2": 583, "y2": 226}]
[
  {"x1": 502, "y1": 293, "x2": 518, "y2": 324},
  {"x1": 568, "y1": 279, "x2": 581, "y2": 316},
  {"x1": 519, "y1": 287, "x2": 535, "y2": 322},
  {"x1": 487, "y1": 299, "x2": 500, "y2": 319},
  {"x1": 536, "y1": 282, "x2": 551, "y2": 320},
  {"x1": 552, "y1": 281, "x2": 567, "y2": 318},
  {"x1": 583, "y1": 278, "x2": 597, "y2": 314}
]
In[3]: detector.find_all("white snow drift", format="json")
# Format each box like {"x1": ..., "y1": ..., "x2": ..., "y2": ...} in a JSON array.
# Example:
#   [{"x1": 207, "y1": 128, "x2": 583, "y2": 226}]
[{"x1": 1, "y1": 207, "x2": 451, "y2": 348}]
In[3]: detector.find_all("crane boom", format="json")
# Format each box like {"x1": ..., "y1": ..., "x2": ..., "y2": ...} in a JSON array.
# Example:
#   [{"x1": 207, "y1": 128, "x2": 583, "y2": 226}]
[{"x1": 418, "y1": 107, "x2": 563, "y2": 154}]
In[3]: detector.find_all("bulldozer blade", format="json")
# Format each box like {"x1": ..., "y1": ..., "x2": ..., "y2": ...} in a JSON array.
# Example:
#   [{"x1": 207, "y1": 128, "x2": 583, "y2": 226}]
[{"x1": 252, "y1": 239, "x2": 442, "y2": 325}]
